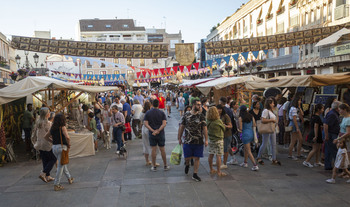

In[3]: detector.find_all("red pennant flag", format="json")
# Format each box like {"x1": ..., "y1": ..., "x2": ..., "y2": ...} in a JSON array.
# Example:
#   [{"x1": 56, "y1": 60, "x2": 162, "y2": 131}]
[
  {"x1": 160, "y1": 68, "x2": 165, "y2": 75},
  {"x1": 136, "y1": 72, "x2": 141, "y2": 78},
  {"x1": 131, "y1": 66, "x2": 135, "y2": 70},
  {"x1": 142, "y1": 71, "x2": 147, "y2": 78},
  {"x1": 154, "y1": 69, "x2": 159, "y2": 76},
  {"x1": 148, "y1": 71, "x2": 152, "y2": 77},
  {"x1": 193, "y1": 62, "x2": 200, "y2": 70},
  {"x1": 166, "y1": 67, "x2": 171, "y2": 74},
  {"x1": 172, "y1": 66, "x2": 178, "y2": 73},
  {"x1": 179, "y1": 66, "x2": 185, "y2": 73},
  {"x1": 186, "y1": 65, "x2": 192, "y2": 71}
]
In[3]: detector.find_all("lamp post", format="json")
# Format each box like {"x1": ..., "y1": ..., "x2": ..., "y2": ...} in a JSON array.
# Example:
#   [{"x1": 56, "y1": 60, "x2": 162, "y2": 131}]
[{"x1": 15, "y1": 51, "x2": 39, "y2": 70}]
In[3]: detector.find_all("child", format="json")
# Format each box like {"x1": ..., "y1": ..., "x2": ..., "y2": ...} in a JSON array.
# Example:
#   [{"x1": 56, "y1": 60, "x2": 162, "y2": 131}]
[
  {"x1": 88, "y1": 112, "x2": 98, "y2": 152},
  {"x1": 207, "y1": 106, "x2": 227, "y2": 177},
  {"x1": 326, "y1": 139, "x2": 350, "y2": 183}
]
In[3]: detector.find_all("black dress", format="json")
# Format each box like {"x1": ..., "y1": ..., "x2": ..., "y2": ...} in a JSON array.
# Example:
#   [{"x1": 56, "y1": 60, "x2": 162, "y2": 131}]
[
  {"x1": 308, "y1": 115, "x2": 323, "y2": 143},
  {"x1": 249, "y1": 109, "x2": 262, "y2": 122}
]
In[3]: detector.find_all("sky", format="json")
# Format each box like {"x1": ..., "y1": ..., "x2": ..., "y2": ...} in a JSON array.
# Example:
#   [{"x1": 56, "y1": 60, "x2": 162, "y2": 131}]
[{"x1": 0, "y1": 0, "x2": 247, "y2": 43}]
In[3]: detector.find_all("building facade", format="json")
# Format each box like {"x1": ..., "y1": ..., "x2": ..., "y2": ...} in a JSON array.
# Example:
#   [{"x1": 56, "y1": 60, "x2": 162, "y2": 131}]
[
  {"x1": 0, "y1": 32, "x2": 16, "y2": 87},
  {"x1": 205, "y1": 0, "x2": 350, "y2": 78},
  {"x1": 76, "y1": 18, "x2": 182, "y2": 78}
]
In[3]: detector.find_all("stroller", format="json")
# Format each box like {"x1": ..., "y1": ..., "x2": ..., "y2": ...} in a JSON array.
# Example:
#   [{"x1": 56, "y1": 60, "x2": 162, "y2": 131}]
[{"x1": 232, "y1": 132, "x2": 259, "y2": 157}]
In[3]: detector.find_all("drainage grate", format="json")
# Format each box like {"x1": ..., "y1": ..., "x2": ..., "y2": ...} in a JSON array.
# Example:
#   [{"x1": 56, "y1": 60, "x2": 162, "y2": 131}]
[{"x1": 285, "y1": 173, "x2": 298, "y2": 176}]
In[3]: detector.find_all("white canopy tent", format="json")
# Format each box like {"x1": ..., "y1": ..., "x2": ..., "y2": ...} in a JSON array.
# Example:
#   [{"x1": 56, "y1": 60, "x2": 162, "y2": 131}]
[
  {"x1": 179, "y1": 78, "x2": 216, "y2": 87},
  {"x1": 132, "y1": 82, "x2": 149, "y2": 88},
  {"x1": 315, "y1": 28, "x2": 350, "y2": 47},
  {"x1": 196, "y1": 75, "x2": 264, "y2": 95},
  {"x1": 0, "y1": 76, "x2": 120, "y2": 105}
]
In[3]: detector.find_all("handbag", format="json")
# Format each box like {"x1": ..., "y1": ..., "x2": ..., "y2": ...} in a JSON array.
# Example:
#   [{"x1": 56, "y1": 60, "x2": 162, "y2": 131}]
[
  {"x1": 60, "y1": 127, "x2": 69, "y2": 165},
  {"x1": 257, "y1": 111, "x2": 276, "y2": 134},
  {"x1": 285, "y1": 125, "x2": 293, "y2": 132}
]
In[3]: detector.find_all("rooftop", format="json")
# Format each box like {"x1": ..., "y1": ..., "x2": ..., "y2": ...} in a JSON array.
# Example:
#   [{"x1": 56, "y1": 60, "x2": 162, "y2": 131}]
[{"x1": 79, "y1": 19, "x2": 145, "y2": 32}]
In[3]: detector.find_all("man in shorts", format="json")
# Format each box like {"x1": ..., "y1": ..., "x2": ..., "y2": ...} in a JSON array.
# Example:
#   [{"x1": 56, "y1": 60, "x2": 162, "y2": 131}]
[
  {"x1": 178, "y1": 99, "x2": 208, "y2": 182},
  {"x1": 144, "y1": 99, "x2": 170, "y2": 171}
]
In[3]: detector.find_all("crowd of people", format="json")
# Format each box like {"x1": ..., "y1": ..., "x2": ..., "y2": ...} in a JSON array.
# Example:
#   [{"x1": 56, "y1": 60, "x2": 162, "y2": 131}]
[{"x1": 25, "y1": 85, "x2": 350, "y2": 190}]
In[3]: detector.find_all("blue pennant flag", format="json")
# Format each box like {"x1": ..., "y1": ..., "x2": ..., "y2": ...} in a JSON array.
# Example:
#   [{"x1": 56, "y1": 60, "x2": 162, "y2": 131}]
[
  {"x1": 103, "y1": 75, "x2": 107, "y2": 80},
  {"x1": 83, "y1": 74, "x2": 87, "y2": 80},
  {"x1": 232, "y1": 54, "x2": 239, "y2": 62},
  {"x1": 88, "y1": 74, "x2": 92, "y2": 80},
  {"x1": 121, "y1": 74, "x2": 126, "y2": 79},
  {"x1": 241, "y1": 52, "x2": 249, "y2": 61},
  {"x1": 252, "y1": 51, "x2": 260, "y2": 59},
  {"x1": 206, "y1": 59, "x2": 213, "y2": 68},
  {"x1": 107, "y1": 74, "x2": 111, "y2": 80},
  {"x1": 263, "y1": 50, "x2": 268, "y2": 55},
  {"x1": 116, "y1": 74, "x2": 120, "y2": 80},
  {"x1": 215, "y1": 58, "x2": 222, "y2": 66},
  {"x1": 223, "y1": 56, "x2": 231, "y2": 65},
  {"x1": 112, "y1": 74, "x2": 116, "y2": 80}
]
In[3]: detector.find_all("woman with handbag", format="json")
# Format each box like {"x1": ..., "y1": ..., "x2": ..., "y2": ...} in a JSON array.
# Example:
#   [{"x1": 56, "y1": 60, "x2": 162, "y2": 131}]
[
  {"x1": 256, "y1": 98, "x2": 281, "y2": 165},
  {"x1": 32, "y1": 107, "x2": 56, "y2": 183},
  {"x1": 44, "y1": 113, "x2": 74, "y2": 191},
  {"x1": 288, "y1": 96, "x2": 305, "y2": 160}
]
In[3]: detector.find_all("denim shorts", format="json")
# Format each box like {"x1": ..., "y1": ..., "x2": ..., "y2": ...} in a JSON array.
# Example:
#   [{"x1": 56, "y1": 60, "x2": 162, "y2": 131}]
[
  {"x1": 289, "y1": 121, "x2": 301, "y2": 133},
  {"x1": 223, "y1": 136, "x2": 232, "y2": 153},
  {"x1": 183, "y1": 144, "x2": 204, "y2": 158},
  {"x1": 149, "y1": 131, "x2": 165, "y2": 147}
]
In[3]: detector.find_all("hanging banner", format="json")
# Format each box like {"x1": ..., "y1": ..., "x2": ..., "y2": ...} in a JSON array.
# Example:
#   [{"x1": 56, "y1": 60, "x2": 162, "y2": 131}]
[
  {"x1": 193, "y1": 62, "x2": 200, "y2": 70},
  {"x1": 159, "y1": 68, "x2": 165, "y2": 75},
  {"x1": 186, "y1": 65, "x2": 192, "y2": 71},
  {"x1": 179, "y1": 66, "x2": 185, "y2": 73},
  {"x1": 241, "y1": 52, "x2": 249, "y2": 61},
  {"x1": 172, "y1": 66, "x2": 178, "y2": 73},
  {"x1": 215, "y1": 58, "x2": 222, "y2": 65},
  {"x1": 232, "y1": 54, "x2": 239, "y2": 62},
  {"x1": 223, "y1": 56, "x2": 231, "y2": 65},
  {"x1": 175, "y1": 43, "x2": 194, "y2": 66},
  {"x1": 166, "y1": 67, "x2": 171, "y2": 74},
  {"x1": 252, "y1": 51, "x2": 260, "y2": 59},
  {"x1": 207, "y1": 59, "x2": 213, "y2": 68}
]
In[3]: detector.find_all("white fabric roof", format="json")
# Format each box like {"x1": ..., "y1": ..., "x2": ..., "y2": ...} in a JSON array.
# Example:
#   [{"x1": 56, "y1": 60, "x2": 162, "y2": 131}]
[
  {"x1": 132, "y1": 83, "x2": 149, "y2": 87},
  {"x1": 315, "y1": 28, "x2": 350, "y2": 47},
  {"x1": 0, "y1": 76, "x2": 120, "y2": 105},
  {"x1": 179, "y1": 78, "x2": 215, "y2": 87},
  {"x1": 196, "y1": 75, "x2": 264, "y2": 95}
]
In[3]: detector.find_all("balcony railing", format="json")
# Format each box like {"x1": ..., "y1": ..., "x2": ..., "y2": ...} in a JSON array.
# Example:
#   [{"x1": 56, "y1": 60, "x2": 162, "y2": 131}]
[
  {"x1": 96, "y1": 37, "x2": 107, "y2": 41},
  {"x1": 335, "y1": 4, "x2": 349, "y2": 20},
  {"x1": 266, "y1": 53, "x2": 299, "y2": 67},
  {"x1": 123, "y1": 37, "x2": 132, "y2": 40},
  {"x1": 110, "y1": 37, "x2": 120, "y2": 41}
]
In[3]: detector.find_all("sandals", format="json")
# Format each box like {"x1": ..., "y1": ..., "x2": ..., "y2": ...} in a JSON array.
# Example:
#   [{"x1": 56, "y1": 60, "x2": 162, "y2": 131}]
[
  {"x1": 217, "y1": 172, "x2": 227, "y2": 177},
  {"x1": 68, "y1": 177, "x2": 74, "y2": 184},
  {"x1": 46, "y1": 176, "x2": 55, "y2": 182},
  {"x1": 54, "y1": 184, "x2": 64, "y2": 191},
  {"x1": 257, "y1": 159, "x2": 264, "y2": 165},
  {"x1": 210, "y1": 169, "x2": 217, "y2": 175},
  {"x1": 272, "y1": 160, "x2": 282, "y2": 166},
  {"x1": 39, "y1": 174, "x2": 47, "y2": 183}
]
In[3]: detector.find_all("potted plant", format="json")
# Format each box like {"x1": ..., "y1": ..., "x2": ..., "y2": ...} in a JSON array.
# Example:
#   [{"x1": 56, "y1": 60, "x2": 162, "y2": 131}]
[
  {"x1": 9, "y1": 72, "x2": 18, "y2": 81},
  {"x1": 266, "y1": 13, "x2": 273, "y2": 20},
  {"x1": 244, "y1": 62, "x2": 251, "y2": 68},
  {"x1": 239, "y1": 65, "x2": 246, "y2": 72},
  {"x1": 251, "y1": 60, "x2": 257, "y2": 66},
  {"x1": 289, "y1": 0, "x2": 297, "y2": 7},
  {"x1": 28, "y1": 71, "x2": 37, "y2": 76},
  {"x1": 257, "y1": 19, "x2": 263, "y2": 25},
  {"x1": 256, "y1": 65, "x2": 263, "y2": 71},
  {"x1": 17, "y1": 68, "x2": 28, "y2": 77}
]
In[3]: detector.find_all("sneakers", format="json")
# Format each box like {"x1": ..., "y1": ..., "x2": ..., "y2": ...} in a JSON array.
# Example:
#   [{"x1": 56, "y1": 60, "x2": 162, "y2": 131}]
[
  {"x1": 54, "y1": 185, "x2": 64, "y2": 191},
  {"x1": 251, "y1": 165, "x2": 259, "y2": 171},
  {"x1": 314, "y1": 162, "x2": 324, "y2": 167},
  {"x1": 326, "y1": 178, "x2": 335, "y2": 184},
  {"x1": 240, "y1": 162, "x2": 248, "y2": 168},
  {"x1": 185, "y1": 165, "x2": 190, "y2": 174},
  {"x1": 164, "y1": 166, "x2": 170, "y2": 171},
  {"x1": 151, "y1": 166, "x2": 157, "y2": 172},
  {"x1": 220, "y1": 164, "x2": 228, "y2": 169},
  {"x1": 301, "y1": 148, "x2": 310, "y2": 153},
  {"x1": 297, "y1": 155, "x2": 307, "y2": 159},
  {"x1": 268, "y1": 155, "x2": 273, "y2": 161},
  {"x1": 192, "y1": 173, "x2": 201, "y2": 182},
  {"x1": 288, "y1": 156, "x2": 298, "y2": 161},
  {"x1": 68, "y1": 177, "x2": 74, "y2": 184},
  {"x1": 303, "y1": 161, "x2": 313, "y2": 168},
  {"x1": 228, "y1": 158, "x2": 238, "y2": 165},
  {"x1": 115, "y1": 150, "x2": 120, "y2": 155}
]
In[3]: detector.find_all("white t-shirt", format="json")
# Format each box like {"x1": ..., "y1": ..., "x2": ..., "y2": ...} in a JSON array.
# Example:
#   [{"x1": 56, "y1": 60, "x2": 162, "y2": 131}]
[
  {"x1": 335, "y1": 148, "x2": 349, "y2": 169},
  {"x1": 288, "y1": 106, "x2": 299, "y2": 121},
  {"x1": 283, "y1": 101, "x2": 290, "y2": 111},
  {"x1": 131, "y1": 104, "x2": 143, "y2": 119},
  {"x1": 110, "y1": 102, "x2": 123, "y2": 112},
  {"x1": 261, "y1": 109, "x2": 276, "y2": 120}
]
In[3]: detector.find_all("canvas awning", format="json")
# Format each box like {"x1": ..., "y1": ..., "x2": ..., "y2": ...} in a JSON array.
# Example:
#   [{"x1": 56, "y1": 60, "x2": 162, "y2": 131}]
[
  {"x1": 245, "y1": 75, "x2": 312, "y2": 90},
  {"x1": 196, "y1": 75, "x2": 263, "y2": 95},
  {"x1": 0, "y1": 76, "x2": 120, "y2": 105},
  {"x1": 310, "y1": 72, "x2": 350, "y2": 87},
  {"x1": 179, "y1": 78, "x2": 216, "y2": 87},
  {"x1": 315, "y1": 28, "x2": 350, "y2": 47},
  {"x1": 132, "y1": 83, "x2": 148, "y2": 87}
]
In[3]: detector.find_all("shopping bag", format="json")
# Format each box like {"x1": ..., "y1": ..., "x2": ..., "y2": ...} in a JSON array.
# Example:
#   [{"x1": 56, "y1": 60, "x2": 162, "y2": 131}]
[
  {"x1": 125, "y1": 122, "x2": 132, "y2": 133},
  {"x1": 170, "y1": 144, "x2": 182, "y2": 165}
]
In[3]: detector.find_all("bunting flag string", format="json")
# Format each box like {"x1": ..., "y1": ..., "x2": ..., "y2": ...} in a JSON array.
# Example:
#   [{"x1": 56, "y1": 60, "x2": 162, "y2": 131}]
[
  {"x1": 193, "y1": 62, "x2": 200, "y2": 70},
  {"x1": 159, "y1": 68, "x2": 165, "y2": 75},
  {"x1": 172, "y1": 66, "x2": 178, "y2": 73},
  {"x1": 215, "y1": 58, "x2": 222, "y2": 66},
  {"x1": 185, "y1": 65, "x2": 192, "y2": 71},
  {"x1": 252, "y1": 51, "x2": 260, "y2": 59},
  {"x1": 223, "y1": 56, "x2": 231, "y2": 65},
  {"x1": 136, "y1": 72, "x2": 141, "y2": 78},
  {"x1": 206, "y1": 59, "x2": 213, "y2": 68},
  {"x1": 232, "y1": 54, "x2": 239, "y2": 62},
  {"x1": 241, "y1": 52, "x2": 249, "y2": 61},
  {"x1": 142, "y1": 71, "x2": 147, "y2": 78},
  {"x1": 179, "y1": 66, "x2": 185, "y2": 73},
  {"x1": 166, "y1": 67, "x2": 171, "y2": 74}
]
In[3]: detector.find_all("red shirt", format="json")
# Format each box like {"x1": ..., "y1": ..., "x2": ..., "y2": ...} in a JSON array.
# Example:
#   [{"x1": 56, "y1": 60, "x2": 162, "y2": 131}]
[{"x1": 158, "y1": 97, "x2": 165, "y2": 109}]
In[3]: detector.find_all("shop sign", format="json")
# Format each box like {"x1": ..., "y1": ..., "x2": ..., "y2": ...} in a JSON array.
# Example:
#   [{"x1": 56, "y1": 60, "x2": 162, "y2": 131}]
[{"x1": 334, "y1": 43, "x2": 350, "y2": 56}]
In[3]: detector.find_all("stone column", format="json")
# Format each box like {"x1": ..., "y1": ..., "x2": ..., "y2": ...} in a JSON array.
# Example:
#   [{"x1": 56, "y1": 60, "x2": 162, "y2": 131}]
[
  {"x1": 301, "y1": 69, "x2": 307, "y2": 76},
  {"x1": 264, "y1": 73, "x2": 269, "y2": 79},
  {"x1": 286, "y1": 70, "x2": 292, "y2": 76}
]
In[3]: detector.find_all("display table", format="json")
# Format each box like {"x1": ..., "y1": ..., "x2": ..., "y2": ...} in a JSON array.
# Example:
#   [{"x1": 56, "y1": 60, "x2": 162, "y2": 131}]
[{"x1": 68, "y1": 132, "x2": 95, "y2": 158}]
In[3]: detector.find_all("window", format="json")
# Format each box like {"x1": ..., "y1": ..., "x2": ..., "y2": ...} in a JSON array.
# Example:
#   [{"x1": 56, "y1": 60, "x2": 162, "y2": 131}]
[
  {"x1": 114, "y1": 70, "x2": 120, "y2": 74},
  {"x1": 140, "y1": 59, "x2": 145, "y2": 66},
  {"x1": 127, "y1": 58, "x2": 132, "y2": 66},
  {"x1": 279, "y1": 48, "x2": 285, "y2": 56},
  {"x1": 100, "y1": 71, "x2": 106, "y2": 75},
  {"x1": 88, "y1": 25, "x2": 93, "y2": 28},
  {"x1": 114, "y1": 58, "x2": 119, "y2": 64},
  {"x1": 105, "y1": 25, "x2": 111, "y2": 28},
  {"x1": 100, "y1": 63, "x2": 105, "y2": 68},
  {"x1": 87, "y1": 71, "x2": 93, "y2": 75},
  {"x1": 152, "y1": 59, "x2": 158, "y2": 63},
  {"x1": 277, "y1": 22, "x2": 284, "y2": 34},
  {"x1": 86, "y1": 61, "x2": 92, "y2": 68},
  {"x1": 123, "y1": 24, "x2": 129, "y2": 28},
  {"x1": 266, "y1": 27, "x2": 273, "y2": 35}
]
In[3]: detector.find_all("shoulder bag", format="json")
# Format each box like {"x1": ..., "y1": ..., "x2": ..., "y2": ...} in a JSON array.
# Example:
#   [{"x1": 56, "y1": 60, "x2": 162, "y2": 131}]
[
  {"x1": 60, "y1": 127, "x2": 69, "y2": 165},
  {"x1": 257, "y1": 111, "x2": 276, "y2": 134}
]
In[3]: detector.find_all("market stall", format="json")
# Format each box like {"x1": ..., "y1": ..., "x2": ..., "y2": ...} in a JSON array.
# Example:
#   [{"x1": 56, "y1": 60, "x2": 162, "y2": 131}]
[
  {"x1": 179, "y1": 78, "x2": 216, "y2": 88},
  {"x1": 68, "y1": 131, "x2": 95, "y2": 158}
]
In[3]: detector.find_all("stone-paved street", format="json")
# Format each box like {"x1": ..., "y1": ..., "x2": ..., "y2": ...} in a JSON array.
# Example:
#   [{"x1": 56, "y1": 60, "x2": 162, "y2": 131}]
[{"x1": 1, "y1": 107, "x2": 350, "y2": 207}]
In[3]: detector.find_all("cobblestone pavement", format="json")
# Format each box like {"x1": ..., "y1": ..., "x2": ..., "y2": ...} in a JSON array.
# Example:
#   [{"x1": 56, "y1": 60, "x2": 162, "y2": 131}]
[{"x1": 1, "y1": 107, "x2": 350, "y2": 207}]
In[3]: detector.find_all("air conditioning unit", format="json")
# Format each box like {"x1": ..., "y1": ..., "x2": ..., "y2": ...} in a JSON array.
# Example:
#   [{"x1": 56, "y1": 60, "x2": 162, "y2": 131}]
[{"x1": 334, "y1": 4, "x2": 350, "y2": 20}]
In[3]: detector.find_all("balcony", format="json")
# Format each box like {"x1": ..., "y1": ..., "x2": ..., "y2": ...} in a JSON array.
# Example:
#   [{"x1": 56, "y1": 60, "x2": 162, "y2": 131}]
[
  {"x1": 96, "y1": 37, "x2": 107, "y2": 41},
  {"x1": 334, "y1": 4, "x2": 349, "y2": 20},
  {"x1": 137, "y1": 37, "x2": 145, "y2": 40},
  {"x1": 110, "y1": 37, "x2": 120, "y2": 41},
  {"x1": 123, "y1": 37, "x2": 132, "y2": 41},
  {"x1": 266, "y1": 53, "x2": 299, "y2": 68}
]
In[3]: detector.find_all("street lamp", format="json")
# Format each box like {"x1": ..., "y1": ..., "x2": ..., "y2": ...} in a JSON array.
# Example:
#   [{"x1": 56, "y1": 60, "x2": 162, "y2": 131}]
[
  {"x1": 33, "y1": 53, "x2": 39, "y2": 67},
  {"x1": 15, "y1": 55, "x2": 21, "y2": 68}
]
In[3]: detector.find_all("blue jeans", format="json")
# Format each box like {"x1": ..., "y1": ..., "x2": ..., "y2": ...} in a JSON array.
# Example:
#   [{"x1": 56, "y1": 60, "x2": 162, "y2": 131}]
[
  {"x1": 113, "y1": 127, "x2": 123, "y2": 151},
  {"x1": 324, "y1": 133, "x2": 338, "y2": 170},
  {"x1": 52, "y1": 145, "x2": 72, "y2": 185},
  {"x1": 257, "y1": 133, "x2": 277, "y2": 160}
]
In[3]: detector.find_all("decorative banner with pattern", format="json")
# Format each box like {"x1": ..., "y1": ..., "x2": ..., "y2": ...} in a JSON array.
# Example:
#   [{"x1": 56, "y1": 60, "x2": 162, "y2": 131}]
[
  {"x1": 11, "y1": 36, "x2": 169, "y2": 59},
  {"x1": 205, "y1": 24, "x2": 346, "y2": 55}
]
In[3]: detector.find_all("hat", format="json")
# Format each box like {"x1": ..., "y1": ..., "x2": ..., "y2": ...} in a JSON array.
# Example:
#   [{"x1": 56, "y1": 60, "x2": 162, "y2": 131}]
[{"x1": 239, "y1": 105, "x2": 247, "y2": 111}]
